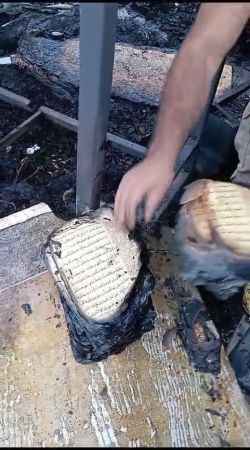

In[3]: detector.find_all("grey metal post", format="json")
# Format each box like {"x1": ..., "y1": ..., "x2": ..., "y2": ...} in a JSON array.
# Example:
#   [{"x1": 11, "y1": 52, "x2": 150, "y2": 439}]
[{"x1": 76, "y1": 3, "x2": 117, "y2": 215}]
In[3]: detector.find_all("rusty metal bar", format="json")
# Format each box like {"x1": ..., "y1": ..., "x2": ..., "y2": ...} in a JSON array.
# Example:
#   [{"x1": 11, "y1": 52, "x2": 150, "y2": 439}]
[{"x1": 76, "y1": 3, "x2": 118, "y2": 215}]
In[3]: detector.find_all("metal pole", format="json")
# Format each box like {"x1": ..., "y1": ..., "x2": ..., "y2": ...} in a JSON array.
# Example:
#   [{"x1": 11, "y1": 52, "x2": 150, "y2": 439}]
[{"x1": 76, "y1": 3, "x2": 117, "y2": 215}]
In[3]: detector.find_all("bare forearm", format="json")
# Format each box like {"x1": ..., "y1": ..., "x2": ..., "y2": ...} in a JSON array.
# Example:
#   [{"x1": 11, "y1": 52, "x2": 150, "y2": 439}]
[
  {"x1": 148, "y1": 43, "x2": 220, "y2": 171},
  {"x1": 148, "y1": 2, "x2": 250, "y2": 173}
]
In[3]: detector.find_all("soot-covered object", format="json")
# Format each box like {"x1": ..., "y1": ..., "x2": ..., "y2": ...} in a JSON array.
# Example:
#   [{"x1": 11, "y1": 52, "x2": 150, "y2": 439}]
[
  {"x1": 178, "y1": 297, "x2": 221, "y2": 375},
  {"x1": 45, "y1": 207, "x2": 155, "y2": 363},
  {"x1": 175, "y1": 179, "x2": 250, "y2": 300}
]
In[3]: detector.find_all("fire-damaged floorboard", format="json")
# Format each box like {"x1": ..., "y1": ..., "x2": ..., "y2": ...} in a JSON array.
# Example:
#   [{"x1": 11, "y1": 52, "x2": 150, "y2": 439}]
[{"x1": 1, "y1": 206, "x2": 250, "y2": 447}]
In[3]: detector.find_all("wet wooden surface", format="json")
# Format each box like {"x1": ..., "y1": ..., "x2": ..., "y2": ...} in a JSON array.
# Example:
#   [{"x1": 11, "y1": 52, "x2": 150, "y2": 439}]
[{"x1": 1, "y1": 226, "x2": 250, "y2": 447}]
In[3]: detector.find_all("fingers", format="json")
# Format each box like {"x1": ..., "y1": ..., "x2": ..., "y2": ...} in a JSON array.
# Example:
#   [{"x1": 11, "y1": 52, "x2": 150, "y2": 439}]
[
  {"x1": 114, "y1": 183, "x2": 126, "y2": 228},
  {"x1": 114, "y1": 160, "x2": 165, "y2": 230},
  {"x1": 114, "y1": 175, "x2": 144, "y2": 231},
  {"x1": 115, "y1": 182, "x2": 165, "y2": 229},
  {"x1": 125, "y1": 194, "x2": 142, "y2": 231},
  {"x1": 144, "y1": 188, "x2": 165, "y2": 224}
]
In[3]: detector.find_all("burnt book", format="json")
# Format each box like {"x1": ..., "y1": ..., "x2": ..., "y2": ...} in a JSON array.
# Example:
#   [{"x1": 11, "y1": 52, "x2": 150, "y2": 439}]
[{"x1": 44, "y1": 207, "x2": 155, "y2": 363}]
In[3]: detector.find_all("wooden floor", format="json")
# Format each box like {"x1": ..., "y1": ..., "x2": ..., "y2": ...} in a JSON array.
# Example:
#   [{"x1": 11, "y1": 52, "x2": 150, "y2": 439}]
[{"x1": 1, "y1": 225, "x2": 250, "y2": 447}]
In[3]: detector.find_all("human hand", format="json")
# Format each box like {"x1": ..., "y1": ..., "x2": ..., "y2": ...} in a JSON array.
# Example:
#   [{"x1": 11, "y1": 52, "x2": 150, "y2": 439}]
[{"x1": 114, "y1": 153, "x2": 174, "y2": 230}]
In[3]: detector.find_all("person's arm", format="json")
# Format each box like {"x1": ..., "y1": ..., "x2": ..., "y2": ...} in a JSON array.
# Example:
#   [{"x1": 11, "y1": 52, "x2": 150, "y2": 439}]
[{"x1": 114, "y1": 2, "x2": 250, "y2": 230}]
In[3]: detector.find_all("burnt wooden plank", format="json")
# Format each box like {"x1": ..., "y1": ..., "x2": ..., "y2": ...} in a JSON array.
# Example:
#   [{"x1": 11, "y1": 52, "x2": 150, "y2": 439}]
[{"x1": 0, "y1": 109, "x2": 42, "y2": 149}]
